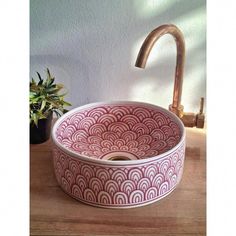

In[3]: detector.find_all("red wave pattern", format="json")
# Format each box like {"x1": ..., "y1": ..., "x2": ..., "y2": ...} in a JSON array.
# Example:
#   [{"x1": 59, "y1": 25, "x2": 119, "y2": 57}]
[
  {"x1": 56, "y1": 105, "x2": 181, "y2": 160},
  {"x1": 52, "y1": 142, "x2": 185, "y2": 207}
]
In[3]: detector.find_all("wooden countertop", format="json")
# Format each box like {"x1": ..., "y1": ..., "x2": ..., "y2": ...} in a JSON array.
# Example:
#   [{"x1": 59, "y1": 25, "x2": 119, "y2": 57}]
[{"x1": 30, "y1": 127, "x2": 206, "y2": 236}]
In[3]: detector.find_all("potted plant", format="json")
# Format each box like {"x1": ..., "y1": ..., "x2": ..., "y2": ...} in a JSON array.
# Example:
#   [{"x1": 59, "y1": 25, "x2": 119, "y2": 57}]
[{"x1": 30, "y1": 68, "x2": 71, "y2": 144}]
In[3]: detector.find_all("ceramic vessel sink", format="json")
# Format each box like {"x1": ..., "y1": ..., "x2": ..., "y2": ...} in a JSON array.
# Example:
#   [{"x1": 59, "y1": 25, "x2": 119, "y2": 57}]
[{"x1": 52, "y1": 101, "x2": 185, "y2": 208}]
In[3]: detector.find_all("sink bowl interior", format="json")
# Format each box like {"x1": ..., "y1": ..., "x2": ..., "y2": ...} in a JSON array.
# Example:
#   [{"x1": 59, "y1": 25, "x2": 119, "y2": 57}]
[{"x1": 54, "y1": 102, "x2": 182, "y2": 161}]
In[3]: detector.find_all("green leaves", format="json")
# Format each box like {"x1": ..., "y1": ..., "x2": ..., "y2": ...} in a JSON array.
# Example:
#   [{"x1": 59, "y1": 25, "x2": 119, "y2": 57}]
[
  {"x1": 30, "y1": 110, "x2": 46, "y2": 126},
  {"x1": 30, "y1": 68, "x2": 71, "y2": 126},
  {"x1": 62, "y1": 101, "x2": 72, "y2": 107},
  {"x1": 40, "y1": 100, "x2": 46, "y2": 111}
]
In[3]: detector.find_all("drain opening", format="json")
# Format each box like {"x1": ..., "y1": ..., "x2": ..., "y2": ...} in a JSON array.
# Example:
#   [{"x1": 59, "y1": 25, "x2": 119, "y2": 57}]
[
  {"x1": 108, "y1": 156, "x2": 131, "y2": 161},
  {"x1": 102, "y1": 152, "x2": 138, "y2": 161}
]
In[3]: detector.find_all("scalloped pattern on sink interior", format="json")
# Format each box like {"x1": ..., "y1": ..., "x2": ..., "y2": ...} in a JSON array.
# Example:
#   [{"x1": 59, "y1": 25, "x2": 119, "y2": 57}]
[{"x1": 55, "y1": 105, "x2": 181, "y2": 159}]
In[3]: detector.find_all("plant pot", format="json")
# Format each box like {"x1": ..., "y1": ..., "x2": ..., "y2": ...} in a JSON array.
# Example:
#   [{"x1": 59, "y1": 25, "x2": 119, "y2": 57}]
[{"x1": 30, "y1": 112, "x2": 53, "y2": 144}]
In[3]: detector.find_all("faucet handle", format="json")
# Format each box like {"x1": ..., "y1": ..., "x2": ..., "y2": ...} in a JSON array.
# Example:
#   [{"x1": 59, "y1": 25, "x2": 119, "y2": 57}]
[
  {"x1": 196, "y1": 97, "x2": 205, "y2": 128},
  {"x1": 199, "y1": 97, "x2": 204, "y2": 114}
]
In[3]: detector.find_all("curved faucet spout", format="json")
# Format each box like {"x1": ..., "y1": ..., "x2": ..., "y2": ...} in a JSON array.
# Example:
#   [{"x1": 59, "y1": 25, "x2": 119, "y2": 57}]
[{"x1": 135, "y1": 24, "x2": 185, "y2": 117}]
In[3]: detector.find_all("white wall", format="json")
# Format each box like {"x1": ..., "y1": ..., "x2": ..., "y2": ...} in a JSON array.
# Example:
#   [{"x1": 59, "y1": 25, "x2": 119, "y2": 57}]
[{"x1": 30, "y1": 0, "x2": 206, "y2": 113}]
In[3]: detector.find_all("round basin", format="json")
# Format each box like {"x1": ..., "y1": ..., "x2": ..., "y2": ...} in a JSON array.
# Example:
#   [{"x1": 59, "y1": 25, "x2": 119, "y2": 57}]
[{"x1": 51, "y1": 101, "x2": 185, "y2": 208}]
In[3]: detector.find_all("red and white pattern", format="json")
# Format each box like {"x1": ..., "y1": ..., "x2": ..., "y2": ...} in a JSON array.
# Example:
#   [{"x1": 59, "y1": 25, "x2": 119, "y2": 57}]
[
  {"x1": 52, "y1": 142, "x2": 185, "y2": 208},
  {"x1": 52, "y1": 102, "x2": 185, "y2": 208},
  {"x1": 55, "y1": 104, "x2": 181, "y2": 160}
]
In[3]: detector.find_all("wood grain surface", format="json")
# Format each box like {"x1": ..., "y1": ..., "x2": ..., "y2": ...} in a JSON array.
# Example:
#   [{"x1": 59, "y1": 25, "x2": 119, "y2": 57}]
[{"x1": 30, "y1": 127, "x2": 206, "y2": 236}]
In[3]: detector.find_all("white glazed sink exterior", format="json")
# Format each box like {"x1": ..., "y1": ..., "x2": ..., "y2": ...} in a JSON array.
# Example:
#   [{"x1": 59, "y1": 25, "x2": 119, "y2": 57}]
[{"x1": 51, "y1": 101, "x2": 185, "y2": 208}]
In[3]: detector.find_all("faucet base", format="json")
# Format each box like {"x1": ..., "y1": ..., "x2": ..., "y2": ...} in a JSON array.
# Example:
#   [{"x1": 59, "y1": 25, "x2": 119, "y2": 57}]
[
  {"x1": 168, "y1": 104, "x2": 184, "y2": 118},
  {"x1": 169, "y1": 104, "x2": 205, "y2": 129},
  {"x1": 181, "y1": 112, "x2": 197, "y2": 127}
]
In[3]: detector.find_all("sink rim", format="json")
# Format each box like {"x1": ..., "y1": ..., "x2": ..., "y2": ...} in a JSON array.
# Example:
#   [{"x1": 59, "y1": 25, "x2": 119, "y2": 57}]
[{"x1": 51, "y1": 100, "x2": 185, "y2": 166}]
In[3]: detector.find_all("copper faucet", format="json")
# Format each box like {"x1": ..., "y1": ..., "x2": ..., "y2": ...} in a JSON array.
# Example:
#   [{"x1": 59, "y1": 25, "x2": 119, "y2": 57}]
[{"x1": 135, "y1": 24, "x2": 205, "y2": 128}]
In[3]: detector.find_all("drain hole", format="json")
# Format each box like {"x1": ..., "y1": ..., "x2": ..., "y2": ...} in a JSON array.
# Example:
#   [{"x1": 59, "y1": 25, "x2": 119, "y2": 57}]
[
  {"x1": 102, "y1": 152, "x2": 138, "y2": 161},
  {"x1": 108, "y1": 156, "x2": 131, "y2": 161}
]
